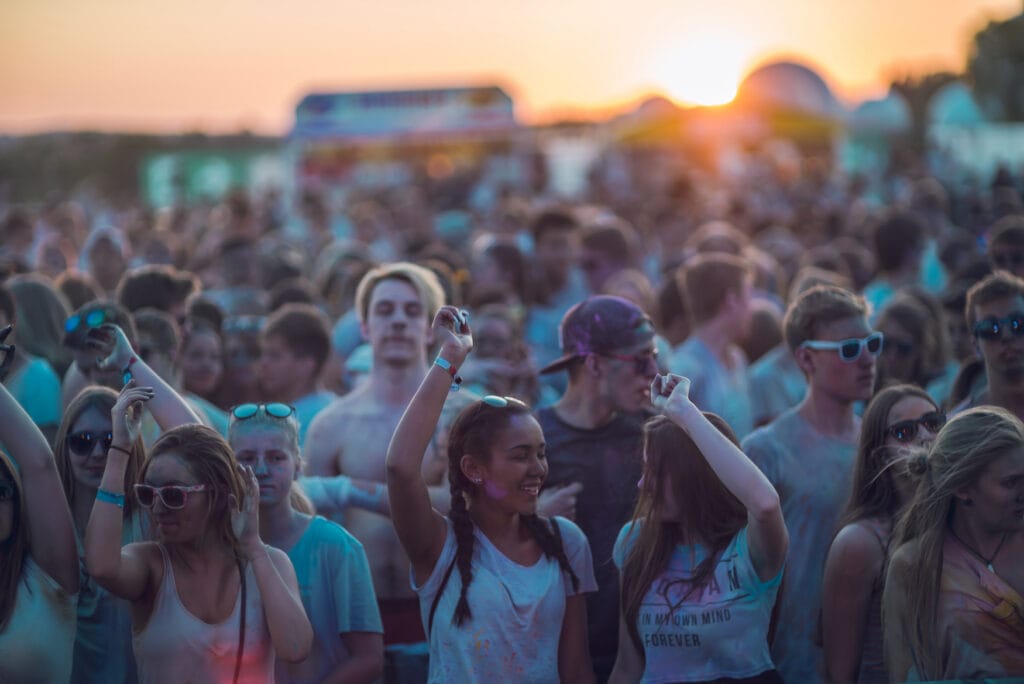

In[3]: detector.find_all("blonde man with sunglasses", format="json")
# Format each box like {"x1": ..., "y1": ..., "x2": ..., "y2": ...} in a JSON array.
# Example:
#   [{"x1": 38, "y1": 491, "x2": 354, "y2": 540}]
[{"x1": 741, "y1": 285, "x2": 880, "y2": 684}]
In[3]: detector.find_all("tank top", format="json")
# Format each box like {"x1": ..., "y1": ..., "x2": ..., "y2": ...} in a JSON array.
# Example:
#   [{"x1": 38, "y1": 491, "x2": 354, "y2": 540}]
[
  {"x1": 132, "y1": 544, "x2": 274, "y2": 684},
  {"x1": 857, "y1": 518, "x2": 890, "y2": 684}
]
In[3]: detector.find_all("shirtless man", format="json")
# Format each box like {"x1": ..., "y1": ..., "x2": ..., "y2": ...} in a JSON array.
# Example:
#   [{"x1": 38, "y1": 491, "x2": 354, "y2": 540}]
[{"x1": 304, "y1": 262, "x2": 463, "y2": 651}]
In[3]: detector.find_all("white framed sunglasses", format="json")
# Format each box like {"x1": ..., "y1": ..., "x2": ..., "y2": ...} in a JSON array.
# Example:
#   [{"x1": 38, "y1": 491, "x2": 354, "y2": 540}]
[{"x1": 800, "y1": 331, "x2": 884, "y2": 363}]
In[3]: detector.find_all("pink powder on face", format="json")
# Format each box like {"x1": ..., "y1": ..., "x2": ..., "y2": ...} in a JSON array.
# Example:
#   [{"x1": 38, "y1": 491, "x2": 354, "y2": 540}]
[{"x1": 483, "y1": 479, "x2": 509, "y2": 499}]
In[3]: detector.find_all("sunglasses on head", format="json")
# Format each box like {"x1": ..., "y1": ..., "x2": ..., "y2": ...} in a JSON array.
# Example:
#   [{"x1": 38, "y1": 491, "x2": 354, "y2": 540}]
[
  {"x1": 597, "y1": 349, "x2": 659, "y2": 374},
  {"x1": 134, "y1": 483, "x2": 208, "y2": 510},
  {"x1": 0, "y1": 480, "x2": 15, "y2": 503},
  {"x1": 67, "y1": 431, "x2": 114, "y2": 456},
  {"x1": 481, "y1": 395, "x2": 528, "y2": 408},
  {"x1": 65, "y1": 309, "x2": 109, "y2": 335},
  {"x1": 887, "y1": 411, "x2": 946, "y2": 443},
  {"x1": 800, "y1": 332, "x2": 884, "y2": 363},
  {"x1": 231, "y1": 403, "x2": 295, "y2": 420},
  {"x1": 972, "y1": 313, "x2": 1024, "y2": 341}
]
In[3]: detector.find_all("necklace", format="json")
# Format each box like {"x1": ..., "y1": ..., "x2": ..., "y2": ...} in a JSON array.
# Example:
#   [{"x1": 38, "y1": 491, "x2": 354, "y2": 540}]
[{"x1": 949, "y1": 526, "x2": 1009, "y2": 573}]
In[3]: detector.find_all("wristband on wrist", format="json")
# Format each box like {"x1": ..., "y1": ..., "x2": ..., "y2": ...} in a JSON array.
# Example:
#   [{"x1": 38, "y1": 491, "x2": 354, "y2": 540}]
[
  {"x1": 433, "y1": 356, "x2": 463, "y2": 392},
  {"x1": 122, "y1": 356, "x2": 138, "y2": 385},
  {"x1": 108, "y1": 444, "x2": 133, "y2": 458},
  {"x1": 97, "y1": 488, "x2": 125, "y2": 508}
]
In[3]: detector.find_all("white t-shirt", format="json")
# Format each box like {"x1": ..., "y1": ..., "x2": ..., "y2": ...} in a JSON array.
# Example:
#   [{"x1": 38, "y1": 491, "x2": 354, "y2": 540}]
[
  {"x1": 613, "y1": 522, "x2": 782, "y2": 684},
  {"x1": 414, "y1": 516, "x2": 597, "y2": 684}
]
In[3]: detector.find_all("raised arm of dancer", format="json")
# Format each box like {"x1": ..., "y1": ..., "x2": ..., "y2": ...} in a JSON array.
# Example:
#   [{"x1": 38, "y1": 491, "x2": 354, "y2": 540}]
[
  {"x1": 88, "y1": 323, "x2": 201, "y2": 429},
  {"x1": 386, "y1": 305, "x2": 470, "y2": 581},
  {"x1": 654, "y1": 373, "x2": 788, "y2": 580},
  {"x1": 0, "y1": 381, "x2": 78, "y2": 593},
  {"x1": 84, "y1": 382, "x2": 157, "y2": 600},
  {"x1": 234, "y1": 465, "x2": 314, "y2": 663}
]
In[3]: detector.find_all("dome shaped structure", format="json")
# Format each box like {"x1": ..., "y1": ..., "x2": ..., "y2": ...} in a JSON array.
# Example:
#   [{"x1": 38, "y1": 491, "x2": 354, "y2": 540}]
[
  {"x1": 928, "y1": 81, "x2": 986, "y2": 126},
  {"x1": 736, "y1": 61, "x2": 841, "y2": 118},
  {"x1": 849, "y1": 91, "x2": 911, "y2": 134}
]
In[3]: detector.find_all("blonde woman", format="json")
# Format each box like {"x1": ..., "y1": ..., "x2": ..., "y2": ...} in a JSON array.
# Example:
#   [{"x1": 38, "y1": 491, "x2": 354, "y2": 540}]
[{"x1": 884, "y1": 406, "x2": 1024, "y2": 680}]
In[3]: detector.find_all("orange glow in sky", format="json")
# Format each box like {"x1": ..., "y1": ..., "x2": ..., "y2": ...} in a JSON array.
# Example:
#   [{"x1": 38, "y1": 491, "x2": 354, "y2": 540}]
[{"x1": 0, "y1": 0, "x2": 1019, "y2": 134}]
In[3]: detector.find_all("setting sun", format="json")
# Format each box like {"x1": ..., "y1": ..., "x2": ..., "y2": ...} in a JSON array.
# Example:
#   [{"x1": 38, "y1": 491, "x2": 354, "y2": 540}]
[{"x1": 648, "y1": 34, "x2": 751, "y2": 107}]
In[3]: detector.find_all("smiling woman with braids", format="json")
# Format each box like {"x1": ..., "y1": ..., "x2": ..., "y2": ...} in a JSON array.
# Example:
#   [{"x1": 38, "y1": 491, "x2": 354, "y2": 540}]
[{"x1": 386, "y1": 305, "x2": 597, "y2": 683}]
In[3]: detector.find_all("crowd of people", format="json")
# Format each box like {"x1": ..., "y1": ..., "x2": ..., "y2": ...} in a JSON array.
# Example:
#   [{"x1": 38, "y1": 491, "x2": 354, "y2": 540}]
[{"x1": 0, "y1": 150, "x2": 1023, "y2": 683}]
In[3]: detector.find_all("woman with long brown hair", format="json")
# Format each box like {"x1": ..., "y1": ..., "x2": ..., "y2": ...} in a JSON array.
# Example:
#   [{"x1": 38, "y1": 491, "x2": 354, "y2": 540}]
[
  {"x1": 54, "y1": 323, "x2": 201, "y2": 684},
  {"x1": 884, "y1": 407, "x2": 1024, "y2": 680},
  {"x1": 822, "y1": 384, "x2": 943, "y2": 684},
  {"x1": 0, "y1": 357, "x2": 79, "y2": 683},
  {"x1": 610, "y1": 373, "x2": 788, "y2": 684}
]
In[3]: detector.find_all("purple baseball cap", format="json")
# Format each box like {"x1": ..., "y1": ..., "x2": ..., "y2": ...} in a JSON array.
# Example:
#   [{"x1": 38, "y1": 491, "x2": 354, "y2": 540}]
[{"x1": 539, "y1": 295, "x2": 656, "y2": 375}]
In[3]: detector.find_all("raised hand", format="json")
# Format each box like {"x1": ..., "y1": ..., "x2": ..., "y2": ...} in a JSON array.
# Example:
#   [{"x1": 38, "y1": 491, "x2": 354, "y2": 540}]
[
  {"x1": 111, "y1": 380, "x2": 155, "y2": 447},
  {"x1": 650, "y1": 373, "x2": 693, "y2": 415},
  {"x1": 231, "y1": 464, "x2": 263, "y2": 558},
  {"x1": 432, "y1": 305, "x2": 473, "y2": 361},
  {"x1": 537, "y1": 481, "x2": 583, "y2": 521},
  {"x1": 86, "y1": 324, "x2": 135, "y2": 375}
]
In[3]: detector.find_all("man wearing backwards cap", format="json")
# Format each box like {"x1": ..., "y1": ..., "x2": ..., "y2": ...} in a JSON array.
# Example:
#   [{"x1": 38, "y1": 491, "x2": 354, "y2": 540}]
[{"x1": 537, "y1": 295, "x2": 658, "y2": 683}]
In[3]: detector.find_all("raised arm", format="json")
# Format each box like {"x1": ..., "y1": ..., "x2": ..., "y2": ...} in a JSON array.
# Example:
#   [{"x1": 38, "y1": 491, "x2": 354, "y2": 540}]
[
  {"x1": 88, "y1": 324, "x2": 201, "y2": 429},
  {"x1": 385, "y1": 305, "x2": 470, "y2": 581},
  {"x1": 84, "y1": 382, "x2": 157, "y2": 600},
  {"x1": 234, "y1": 465, "x2": 313, "y2": 663},
  {"x1": 654, "y1": 373, "x2": 787, "y2": 581},
  {"x1": 0, "y1": 376, "x2": 78, "y2": 593}
]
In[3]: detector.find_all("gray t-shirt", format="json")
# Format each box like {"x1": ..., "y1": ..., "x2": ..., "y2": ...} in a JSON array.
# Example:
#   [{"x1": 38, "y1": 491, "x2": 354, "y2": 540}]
[
  {"x1": 413, "y1": 516, "x2": 597, "y2": 683},
  {"x1": 741, "y1": 407, "x2": 857, "y2": 684}
]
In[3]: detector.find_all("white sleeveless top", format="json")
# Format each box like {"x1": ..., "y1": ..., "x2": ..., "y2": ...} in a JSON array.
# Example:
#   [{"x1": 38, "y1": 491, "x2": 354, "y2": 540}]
[{"x1": 132, "y1": 544, "x2": 274, "y2": 684}]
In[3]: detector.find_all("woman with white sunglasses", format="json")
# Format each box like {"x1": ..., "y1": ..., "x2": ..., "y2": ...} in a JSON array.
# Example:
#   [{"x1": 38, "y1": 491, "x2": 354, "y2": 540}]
[{"x1": 84, "y1": 329, "x2": 313, "y2": 683}]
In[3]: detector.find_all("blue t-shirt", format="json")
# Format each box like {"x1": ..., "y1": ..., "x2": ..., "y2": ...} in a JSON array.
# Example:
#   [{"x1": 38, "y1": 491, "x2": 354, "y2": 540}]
[
  {"x1": 741, "y1": 407, "x2": 857, "y2": 684},
  {"x1": 613, "y1": 522, "x2": 782, "y2": 683},
  {"x1": 5, "y1": 356, "x2": 61, "y2": 429},
  {"x1": 293, "y1": 391, "x2": 338, "y2": 448},
  {"x1": 670, "y1": 337, "x2": 754, "y2": 438},
  {"x1": 279, "y1": 516, "x2": 383, "y2": 684}
]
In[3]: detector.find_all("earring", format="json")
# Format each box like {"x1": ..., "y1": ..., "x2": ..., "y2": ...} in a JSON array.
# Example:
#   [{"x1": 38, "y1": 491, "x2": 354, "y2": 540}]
[{"x1": 472, "y1": 478, "x2": 482, "y2": 485}]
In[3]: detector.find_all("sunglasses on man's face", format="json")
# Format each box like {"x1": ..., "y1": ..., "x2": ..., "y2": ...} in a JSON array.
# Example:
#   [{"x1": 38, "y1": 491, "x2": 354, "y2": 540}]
[
  {"x1": 231, "y1": 403, "x2": 295, "y2": 420},
  {"x1": 992, "y1": 251, "x2": 1024, "y2": 270},
  {"x1": 972, "y1": 313, "x2": 1024, "y2": 341},
  {"x1": 887, "y1": 411, "x2": 946, "y2": 443},
  {"x1": 800, "y1": 332, "x2": 884, "y2": 363},
  {"x1": 67, "y1": 430, "x2": 114, "y2": 456},
  {"x1": 134, "y1": 483, "x2": 208, "y2": 510}
]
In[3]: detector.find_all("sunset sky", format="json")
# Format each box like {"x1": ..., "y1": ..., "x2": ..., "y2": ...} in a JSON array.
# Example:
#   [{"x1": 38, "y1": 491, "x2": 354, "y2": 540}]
[{"x1": 0, "y1": 0, "x2": 1019, "y2": 134}]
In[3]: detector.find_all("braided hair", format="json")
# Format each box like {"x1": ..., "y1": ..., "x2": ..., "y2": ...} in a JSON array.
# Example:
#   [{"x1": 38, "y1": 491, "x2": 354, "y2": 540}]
[{"x1": 445, "y1": 397, "x2": 580, "y2": 627}]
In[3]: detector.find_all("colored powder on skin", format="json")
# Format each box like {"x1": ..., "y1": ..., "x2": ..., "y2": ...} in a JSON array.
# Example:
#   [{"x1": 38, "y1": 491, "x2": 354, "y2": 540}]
[{"x1": 483, "y1": 478, "x2": 509, "y2": 499}]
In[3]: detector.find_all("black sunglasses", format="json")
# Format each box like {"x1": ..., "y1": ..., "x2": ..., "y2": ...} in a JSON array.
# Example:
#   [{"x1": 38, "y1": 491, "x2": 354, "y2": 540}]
[
  {"x1": 973, "y1": 313, "x2": 1024, "y2": 341},
  {"x1": 887, "y1": 411, "x2": 946, "y2": 443},
  {"x1": 231, "y1": 403, "x2": 295, "y2": 420},
  {"x1": 67, "y1": 430, "x2": 114, "y2": 456}
]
